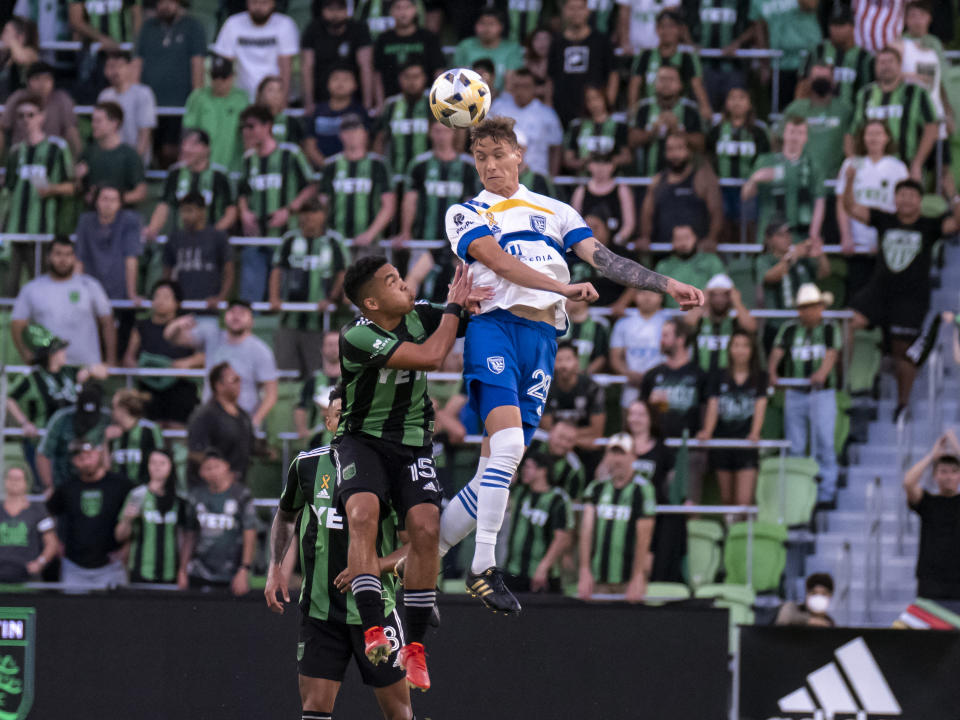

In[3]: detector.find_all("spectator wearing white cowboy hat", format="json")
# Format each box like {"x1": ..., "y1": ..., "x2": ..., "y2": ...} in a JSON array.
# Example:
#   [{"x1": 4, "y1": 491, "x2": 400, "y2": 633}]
[{"x1": 767, "y1": 283, "x2": 842, "y2": 507}]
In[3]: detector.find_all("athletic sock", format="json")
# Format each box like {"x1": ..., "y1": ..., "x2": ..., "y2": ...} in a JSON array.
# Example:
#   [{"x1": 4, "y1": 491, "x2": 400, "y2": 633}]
[
  {"x1": 471, "y1": 428, "x2": 524, "y2": 575},
  {"x1": 404, "y1": 589, "x2": 437, "y2": 644},
  {"x1": 438, "y1": 457, "x2": 487, "y2": 557},
  {"x1": 302, "y1": 713, "x2": 331, "y2": 720},
  {"x1": 350, "y1": 574, "x2": 384, "y2": 631}
]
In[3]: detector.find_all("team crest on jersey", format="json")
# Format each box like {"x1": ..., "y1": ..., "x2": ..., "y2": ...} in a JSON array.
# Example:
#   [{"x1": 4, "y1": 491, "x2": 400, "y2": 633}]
[
  {"x1": 530, "y1": 215, "x2": 547, "y2": 233},
  {"x1": 487, "y1": 356, "x2": 505, "y2": 374},
  {"x1": 224, "y1": 499, "x2": 238, "y2": 515}
]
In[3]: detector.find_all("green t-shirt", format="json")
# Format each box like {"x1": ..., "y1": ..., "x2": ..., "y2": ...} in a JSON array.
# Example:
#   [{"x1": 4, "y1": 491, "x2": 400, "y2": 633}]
[
  {"x1": 782, "y1": 97, "x2": 852, "y2": 176},
  {"x1": 707, "y1": 120, "x2": 771, "y2": 181},
  {"x1": 182, "y1": 86, "x2": 249, "y2": 172},
  {"x1": 161, "y1": 162, "x2": 234, "y2": 229},
  {"x1": 272, "y1": 230, "x2": 349, "y2": 331},
  {"x1": 452, "y1": 37, "x2": 525, "y2": 93},
  {"x1": 631, "y1": 47, "x2": 702, "y2": 101},
  {"x1": 109, "y1": 419, "x2": 163, "y2": 485},
  {"x1": 584, "y1": 476, "x2": 656, "y2": 585},
  {"x1": 4, "y1": 136, "x2": 72, "y2": 236},
  {"x1": 404, "y1": 152, "x2": 480, "y2": 241},
  {"x1": 80, "y1": 142, "x2": 144, "y2": 195},
  {"x1": 804, "y1": 41, "x2": 874, "y2": 107},
  {"x1": 135, "y1": 13, "x2": 207, "y2": 105},
  {"x1": 654, "y1": 252, "x2": 726, "y2": 308},
  {"x1": 749, "y1": 0, "x2": 822, "y2": 71},
  {"x1": 505, "y1": 484, "x2": 573, "y2": 581},
  {"x1": 751, "y1": 151, "x2": 825, "y2": 241}
]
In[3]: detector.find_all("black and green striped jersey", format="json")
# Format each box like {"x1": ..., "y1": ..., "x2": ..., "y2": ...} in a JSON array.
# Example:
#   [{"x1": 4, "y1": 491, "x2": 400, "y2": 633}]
[
  {"x1": 693, "y1": 316, "x2": 744, "y2": 374},
  {"x1": 71, "y1": 0, "x2": 140, "y2": 43},
  {"x1": 588, "y1": 0, "x2": 616, "y2": 34},
  {"x1": 529, "y1": 440, "x2": 588, "y2": 500},
  {"x1": 707, "y1": 120, "x2": 770, "y2": 180},
  {"x1": 503, "y1": 0, "x2": 544, "y2": 43},
  {"x1": 631, "y1": 48, "x2": 702, "y2": 101},
  {"x1": 751, "y1": 152, "x2": 825, "y2": 241},
  {"x1": 273, "y1": 230, "x2": 349, "y2": 331},
  {"x1": 519, "y1": 168, "x2": 556, "y2": 197},
  {"x1": 121, "y1": 485, "x2": 186, "y2": 583},
  {"x1": 773, "y1": 320, "x2": 842, "y2": 388},
  {"x1": 239, "y1": 142, "x2": 312, "y2": 237},
  {"x1": 561, "y1": 315, "x2": 611, "y2": 371},
  {"x1": 9, "y1": 366, "x2": 78, "y2": 429},
  {"x1": 279, "y1": 445, "x2": 398, "y2": 623},
  {"x1": 4, "y1": 136, "x2": 72, "y2": 235},
  {"x1": 850, "y1": 81, "x2": 938, "y2": 164},
  {"x1": 161, "y1": 162, "x2": 234, "y2": 228},
  {"x1": 110, "y1": 419, "x2": 163, "y2": 485},
  {"x1": 319, "y1": 152, "x2": 392, "y2": 241},
  {"x1": 184, "y1": 482, "x2": 257, "y2": 583},
  {"x1": 271, "y1": 113, "x2": 304, "y2": 146},
  {"x1": 505, "y1": 484, "x2": 573, "y2": 580},
  {"x1": 564, "y1": 118, "x2": 629, "y2": 166},
  {"x1": 691, "y1": 0, "x2": 749, "y2": 52},
  {"x1": 632, "y1": 98, "x2": 704, "y2": 176},
  {"x1": 804, "y1": 41, "x2": 874, "y2": 106},
  {"x1": 584, "y1": 476, "x2": 656, "y2": 585},
  {"x1": 339, "y1": 301, "x2": 446, "y2": 447},
  {"x1": 356, "y1": 0, "x2": 425, "y2": 38},
  {"x1": 298, "y1": 369, "x2": 339, "y2": 432},
  {"x1": 377, "y1": 94, "x2": 430, "y2": 183},
  {"x1": 405, "y1": 152, "x2": 479, "y2": 240}
]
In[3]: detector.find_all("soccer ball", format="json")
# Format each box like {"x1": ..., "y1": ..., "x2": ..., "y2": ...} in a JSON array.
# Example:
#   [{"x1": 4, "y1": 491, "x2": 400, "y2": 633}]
[{"x1": 429, "y1": 68, "x2": 491, "y2": 129}]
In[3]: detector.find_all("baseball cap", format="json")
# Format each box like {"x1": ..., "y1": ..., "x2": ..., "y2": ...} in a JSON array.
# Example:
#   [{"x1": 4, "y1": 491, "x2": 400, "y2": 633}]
[
  {"x1": 23, "y1": 324, "x2": 68, "y2": 355},
  {"x1": 605, "y1": 433, "x2": 634, "y2": 454},
  {"x1": 705, "y1": 274, "x2": 735, "y2": 292},
  {"x1": 68, "y1": 439, "x2": 99, "y2": 455},
  {"x1": 210, "y1": 55, "x2": 234, "y2": 79}
]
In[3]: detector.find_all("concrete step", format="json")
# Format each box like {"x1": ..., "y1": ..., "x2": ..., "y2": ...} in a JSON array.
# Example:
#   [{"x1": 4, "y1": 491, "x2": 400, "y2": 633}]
[
  {"x1": 841, "y1": 602, "x2": 909, "y2": 628},
  {"x1": 818, "y1": 510, "x2": 903, "y2": 535},
  {"x1": 836, "y1": 487, "x2": 913, "y2": 510},
  {"x1": 813, "y1": 533, "x2": 918, "y2": 557}
]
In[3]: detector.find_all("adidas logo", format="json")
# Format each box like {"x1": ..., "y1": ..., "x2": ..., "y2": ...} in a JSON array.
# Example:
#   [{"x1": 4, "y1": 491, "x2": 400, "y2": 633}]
[
  {"x1": 770, "y1": 638, "x2": 902, "y2": 720},
  {"x1": 422, "y1": 481, "x2": 438, "y2": 493},
  {"x1": 317, "y1": 488, "x2": 330, "y2": 499}
]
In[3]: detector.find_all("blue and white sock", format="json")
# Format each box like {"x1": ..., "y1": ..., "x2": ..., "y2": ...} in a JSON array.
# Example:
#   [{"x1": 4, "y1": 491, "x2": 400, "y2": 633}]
[
  {"x1": 472, "y1": 427, "x2": 524, "y2": 574},
  {"x1": 438, "y1": 457, "x2": 487, "y2": 557}
]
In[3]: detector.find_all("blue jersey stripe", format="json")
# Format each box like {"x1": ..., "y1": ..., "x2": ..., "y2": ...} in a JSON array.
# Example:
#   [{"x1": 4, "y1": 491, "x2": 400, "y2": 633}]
[
  {"x1": 497, "y1": 229, "x2": 563, "y2": 253},
  {"x1": 457, "y1": 225, "x2": 494, "y2": 262},
  {"x1": 562, "y1": 226, "x2": 593, "y2": 251},
  {"x1": 465, "y1": 199, "x2": 490, "y2": 209}
]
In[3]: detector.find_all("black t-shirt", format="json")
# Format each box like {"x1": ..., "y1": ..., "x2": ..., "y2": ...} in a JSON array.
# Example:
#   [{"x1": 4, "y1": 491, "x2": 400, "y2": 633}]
[
  {"x1": 162, "y1": 227, "x2": 233, "y2": 301},
  {"x1": 707, "y1": 369, "x2": 770, "y2": 439},
  {"x1": 639, "y1": 360, "x2": 709, "y2": 438},
  {"x1": 186, "y1": 400, "x2": 254, "y2": 484},
  {"x1": 869, "y1": 209, "x2": 945, "y2": 294},
  {"x1": 47, "y1": 472, "x2": 133, "y2": 568},
  {"x1": 373, "y1": 27, "x2": 444, "y2": 98},
  {"x1": 634, "y1": 439, "x2": 672, "y2": 504},
  {"x1": 547, "y1": 30, "x2": 615, "y2": 127},
  {"x1": 545, "y1": 373, "x2": 605, "y2": 428},
  {"x1": 302, "y1": 18, "x2": 372, "y2": 104},
  {"x1": 911, "y1": 491, "x2": 960, "y2": 598}
]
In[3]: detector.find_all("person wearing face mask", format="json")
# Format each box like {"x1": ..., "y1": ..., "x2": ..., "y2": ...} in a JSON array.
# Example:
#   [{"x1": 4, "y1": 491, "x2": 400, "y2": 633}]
[
  {"x1": 904, "y1": 431, "x2": 960, "y2": 601},
  {"x1": 775, "y1": 573, "x2": 836, "y2": 626},
  {"x1": 784, "y1": 61, "x2": 853, "y2": 179}
]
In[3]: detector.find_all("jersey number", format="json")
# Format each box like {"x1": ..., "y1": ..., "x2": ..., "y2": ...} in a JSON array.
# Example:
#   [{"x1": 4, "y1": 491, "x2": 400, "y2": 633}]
[
  {"x1": 526, "y1": 369, "x2": 552, "y2": 402},
  {"x1": 408, "y1": 457, "x2": 437, "y2": 483},
  {"x1": 383, "y1": 624, "x2": 401, "y2": 653}
]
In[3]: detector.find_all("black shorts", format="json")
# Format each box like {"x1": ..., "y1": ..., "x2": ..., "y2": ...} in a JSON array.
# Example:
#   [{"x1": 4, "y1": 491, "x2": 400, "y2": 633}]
[
  {"x1": 334, "y1": 433, "x2": 443, "y2": 519},
  {"x1": 850, "y1": 279, "x2": 928, "y2": 341},
  {"x1": 710, "y1": 448, "x2": 759, "y2": 472},
  {"x1": 298, "y1": 609, "x2": 406, "y2": 687}
]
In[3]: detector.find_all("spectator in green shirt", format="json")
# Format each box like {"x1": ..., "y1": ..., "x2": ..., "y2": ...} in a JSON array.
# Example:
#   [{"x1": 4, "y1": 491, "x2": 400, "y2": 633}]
[
  {"x1": 76, "y1": 101, "x2": 147, "y2": 208},
  {"x1": 182, "y1": 55, "x2": 249, "y2": 173},
  {"x1": 452, "y1": 9, "x2": 524, "y2": 93},
  {"x1": 654, "y1": 224, "x2": 726, "y2": 309},
  {"x1": 747, "y1": 0, "x2": 822, "y2": 111},
  {"x1": 784, "y1": 61, "x2": 853, "y2": 178}
]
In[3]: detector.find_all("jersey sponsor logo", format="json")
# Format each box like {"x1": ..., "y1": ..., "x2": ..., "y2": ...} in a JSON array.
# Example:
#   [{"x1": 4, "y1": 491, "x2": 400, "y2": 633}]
[
  {"x1": 197, "y1": 511, "x2": 236, "y2": 531},
  {"x1": 332, "y1": 176, "x2": 373, "y2": 194},
  {"x1": 247, "y1": 173, "x2": 284, "y2": 191},
  {"x1": 390, "y1": 117, "x2": 429, "y2": 136},
  {"x1": 716, "y1": 140, "x2": 758, "y2": 156},
  {"x1": 342, "y1": 462, "x2": 357, "y2": 480},
  {"x1": 530, "y1": 215, "x2": 547, "y2": 234},
  {"x1": 0, "y1": 608, "x2": 35, "y2": 720},
  {"x1": 596, "y1": 502, "x2": 632, "y2": 522},
  {"x1": 759, "y1": 0, "x2": 799, "y2": 12},
  {"x1": 453, "y1": 212, "x2": 467, "y2": 231},
  {"x1": 700, "y1": 6, "x2": 736, "y2": 22},
  {"x1": 85, "y1": 0, "x2": 123, "y2": 11},
  {"x1": 881, "y1": 229, "x2": 922, "y2": 273},
  {"x1": 17, "y1": 164, "x2": 48, "y2": 184},
  {"x1": 424, "y1": 179, "x2": 463, "y2": 197},
  {"x1": 834, "y1": 66, "x2": 858, "y2": 84},
  {"x1": 309, "y1": 505, "x2": 344, "y2": 530},
  {"x1": 865, "y1": 104, "x2": 904, "y2": 121},
  {"x1": 698, "y1": 334, "x2": 730, "y2": 352},
  {"x1": 578, "y1": 134, "x2": 615, "y2": 154},
  {"x1": 790, "y1": 342, "x2": 827, "y2": 362},
  {"x1": 80, "y1": 490, "x2": 102, "y2": 518},
  {"x1": 520, "y1": 497, "x2": 549, "y2": 527},
  {"x1": 487, "y1": 356, "x2": 506, "y2": 374},
  {"x1": 112, "y1": 448, "x2": 142, "y2": 465}
]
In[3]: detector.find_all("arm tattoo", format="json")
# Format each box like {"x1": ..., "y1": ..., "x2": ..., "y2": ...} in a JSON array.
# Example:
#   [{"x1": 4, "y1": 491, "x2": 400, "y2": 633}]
[
  {"x1": 591, "y1": 241, "x2": 669, "y2": 293},
  {"x1": 269, "y1": 509, "x2": 298, "y2": 565}
]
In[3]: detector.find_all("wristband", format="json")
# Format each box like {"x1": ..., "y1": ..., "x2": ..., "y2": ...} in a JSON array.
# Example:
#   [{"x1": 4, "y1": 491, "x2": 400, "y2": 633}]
[
  {"x1": 240, "y1": 564, "x2": 252, "y2": 572},
  {"x1": 444, "y1": 303, "x2": 463, "y2": 316}
]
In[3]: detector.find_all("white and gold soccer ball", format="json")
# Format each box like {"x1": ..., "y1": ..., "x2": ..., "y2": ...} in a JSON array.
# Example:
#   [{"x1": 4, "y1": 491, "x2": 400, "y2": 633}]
[{"x1": 429, "y1": 68, "x2": 491, "y2": 129}]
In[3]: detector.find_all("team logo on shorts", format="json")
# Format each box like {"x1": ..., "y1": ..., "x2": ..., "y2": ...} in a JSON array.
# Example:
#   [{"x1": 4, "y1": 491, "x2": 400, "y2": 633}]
[
  {"x1": 530, "y1": 215, "x2": 547, "y2": 233},
  {"x1": 487, "y1": 356, "x2": 505, "y2": 374}
]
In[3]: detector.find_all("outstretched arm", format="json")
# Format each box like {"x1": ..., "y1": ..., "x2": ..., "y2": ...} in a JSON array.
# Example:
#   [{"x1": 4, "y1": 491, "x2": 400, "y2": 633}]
[{"x1": 573, "y1": 237, "x2": 705, "y2": 310}]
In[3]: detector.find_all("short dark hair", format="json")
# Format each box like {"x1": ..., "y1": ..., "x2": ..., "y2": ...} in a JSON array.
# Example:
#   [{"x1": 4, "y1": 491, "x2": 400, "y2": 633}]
[
  {"x1": 151, "y1": 279, "x2": 183, "y2": 303},
  {"x1": 556, "y1": 341, "x2": 578, "y2": 357},
  {"x1": 934, "y1": 455, "x2": 960, "y2": 471},
  {"x1": 878, "y1": 45, "x2": 902, "y2": 63},
  {"x1": 666, "y1": 317, "x2": 694, "y2": 348},
  {"x1": 49, "y1": 235, "x2": 73, "y2": 252},
  {"x1": 523, "y1": 450, "x2": 550, "y2": 471},
  {"x1": 906, "y1": 0, "x2": 933, "y2": 14},
  {"x1": 471, "y1": 58, "x2": 495, "y2": 76},
  {"x1": 327, "y1": 63, "x2": 356, "y2": 79},
  {"x1": 25, "y1": 62, "x2": 54, "y2": 79},
  {"x1": 806, "y1": 573, "x2": 835, "y2": 594},
  {"x1": 477, "y1": 7, "x2": 505, "y2": 24},
  {"x1": 470, "y1": 116, "x2": 518, "y2": 149},
  {"x1": 94, "y1": 100, "x2": 124, "y2": 126},
  {"x1": 209, "y1": 361, "x2": 232, "y2": 388},
  {"x1": 14, "y1": 92, "x2": 44, "y2": 113},
  {"x1": 328, "y1": 383, "x2": 344, "y2": 404},
  {"x1": 179, "y1": 191, "x2": 207, "y2": 208},
  {"x1": 93, "y1": 184, "x2": 122, "y2": 204},
  {"x1": 784, "y1": 115, "x2": 808, "y2": 127},
  {"x1": 895, "y1": 178, "x2": 924, "y2": 195},
  {"x1": 101, "y1": 49, "x2": 132, "y2": 63},
  {"x1": 239, "y1": 104, "x2": 274, "y2": 126},
  {"x1": 182, "y1": 127, "x2": 211, "y2": 146},
  {"x1": 656, "y1": 8, "x2": 683, "y2": 25},
  {"x1": 512, "y1": 67, "x2": 535, "y2": 82},
  {"x1": 398, "y1": 60, "x2": 427, "y2": 76},
  {"x1": 344, "y1": 256, "x2": 389, "y2": 307}
]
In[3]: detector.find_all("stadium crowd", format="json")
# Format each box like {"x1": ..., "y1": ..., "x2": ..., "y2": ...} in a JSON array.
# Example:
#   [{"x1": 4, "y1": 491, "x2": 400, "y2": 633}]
[{"x1": 0, "y1": 0, "x2": 957, "y2": 612}]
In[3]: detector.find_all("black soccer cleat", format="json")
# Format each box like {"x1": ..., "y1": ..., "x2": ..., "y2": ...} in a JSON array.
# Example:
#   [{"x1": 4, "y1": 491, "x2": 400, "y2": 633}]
[{"x1": 466, "y1": 567, "x2": 521, "y2": 615}]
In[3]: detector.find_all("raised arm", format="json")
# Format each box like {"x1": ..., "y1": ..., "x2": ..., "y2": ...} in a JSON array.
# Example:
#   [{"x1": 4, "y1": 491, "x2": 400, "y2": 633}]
[
  {"x1": 841, "y1": 164, "x2": 871, "y2": 224},
  {"x1": 573, "y1": 237, "x2": 704, "y2": 309}
]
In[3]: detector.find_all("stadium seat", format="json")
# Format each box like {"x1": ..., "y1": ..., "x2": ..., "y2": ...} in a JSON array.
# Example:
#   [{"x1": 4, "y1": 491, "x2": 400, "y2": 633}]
[
  {"x1": 686, "y1": 519, "x2": 724, "y2": 588},
  {"x1": 695, "y1": 584, "x2": 756, "y2": 653},
  {"x1": 644, "y1": 582, "x2": 691, "y2": 604},
  {"x1": 835, "y1": 390, "x2": 851, "y2": 455},
  {"x1": 847, "y1": 328, "x2": 883, "y2": 395},
  {"x1": 756, "y1": 457, "x2": 819, "y2": 527},
  {"x1": 726, "y1": 256, "x2": 756, "y2": 309},
  {"x1": 819, "y1": 257, "x2": 847, "y2": 309},
  {"x1": 761, "y1": 388, "x2": 785, "y2": 440},
  {"x1": 722, "y1": 521, "x2": 787, "y2": 593}
]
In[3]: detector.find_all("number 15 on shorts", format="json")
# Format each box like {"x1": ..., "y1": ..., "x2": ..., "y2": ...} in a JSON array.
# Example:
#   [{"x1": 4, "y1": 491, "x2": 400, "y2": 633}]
[
  {"x1": 409, "y1": 457, "x2": 437, "y2": 484},
  {"x1": 527, "y1": 369, "x2": 552, "y2": 418}
]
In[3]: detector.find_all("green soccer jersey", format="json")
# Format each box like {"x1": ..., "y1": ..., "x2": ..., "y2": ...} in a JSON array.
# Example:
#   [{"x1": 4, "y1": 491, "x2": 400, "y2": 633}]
[
  {"x1": 654, "y1": 252, "x2": 726, "y2": 309},
  {"x1": 506, "y1": 484, "x2": 573, "y2": 581},
  {"x1": 339, "y1": 301, "x2": 452, "y2": 447},
  {"x1": 693, "y1": 315, "x2": 742, "y2": 374},
  {"x1": 519, "y1": 168, "x2": 556, "y2": 197},
  {"x1": 280, "y1": 446, "x2": 398, "y2": 623},
  {"x1": 804, "y1": 41, "x2": 874, "y2": 106},
  {"x1": 378, "y1": 94, "x2": 431, "y2": 183},
  {"x1": 161, "y1": 162, "x2": 234, "y2": 229},
  {"x1": 72, "y1": 0, "x2": 140, "y2": 43},
  {"x1": 529, "y1": 440, "x2": 588, "y2": 500},
  {"x1": 751, "y1": 152, "x2": 825, "y2": 241},
  {"x1": 121, "y1": 485, "x2": 186, "y2": 583},
  {"x1": 452, "y1": 37, "x2": 525, "y2": 92},
  {"x1": 773, "y1": 320, "x2": 842, "y2": 388},
  {"x1": 584, "y1": 475, "x2": 656, "y2": 585},
  {"x1": 272, "y1": 113, "x2": 303, "y2": 146},
  {"x1": 503, "y1": 0, "x2": 545, "y2": 44},
  {"x1": 694, "y1": 0, "x2": 749, "y2": 51},
  {"x1": 748, "y1": 0, "x2": 821, "y2": 72},
  {"x1": 298, "y1": 369, "x2": 338, "y2": 435},
  {"x1": 185, "y1": 481, "x2": 256, "y2": 583},
  {"x1": 110, "y1": 419, "x2": 163, "y2": 485},
  {"x1": 564, "y1": 118, "x2": 629, "y2": 167},
  {"x1": 272, "y1": 230, "x2": 349, "y2": 331},
  {"x1": 754, "y1": 252, "x2": 819, "y2": 311},
  {"x1": 708, "y1": 120, "x2": 770, "y2": 180},
  {"x1": 782, "y1": 97, "x2": 853, "y2": 177},
  {"x1": 561, "y1": 315, "x2": 611, "y2": 371},
  {"x1": 4, "y1": 136, "x2": 72, "y2": 235},
  {"x1": 239, "y1": 142, "x2": 312, "y2": 237},
  {"x1": 320, "y1": 153, "x2": 392, "y2": 241},
  {"x1": 405, "y1": 152, "x2": 479, "y2": 241},
  {"x1": 8, "y1": 366, "x2": 78, "y2": 429},
  {"x1": 356, "y1": 0, "x2": 426, "y2": 38},
  {"x1": 850, "y1": 81, "x2": 938, "y2": 164},
  {"x1": 631, "y1": 48, "x2": 702, "y2": 101},
  {"x1": 632, "y1": 97, "x2": 704, "y2": 176}
]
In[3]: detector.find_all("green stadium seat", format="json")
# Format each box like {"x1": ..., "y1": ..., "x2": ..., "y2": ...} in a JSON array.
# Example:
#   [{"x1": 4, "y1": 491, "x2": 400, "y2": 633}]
[
  {"x1": 834, "y1": 390, "x2": 851, "y2": 454},
  {"x1": 761, "y1": 388, "x2": 784, "y2": 440},
  {"x1": 847, "y1": 328, "x2": 882, "y2": 395},
  {"x1": 756, "y1": 456, "x2": 818, "y2": 527},
  {"x1": 686, "y1": 519, "x2": 724, "y2": 588},
  {"x1": 722, "y1": 521, "x2": 787, "y2": 593},
  {"x1": 819, "y1": 257, "x2": 847, "y2": 309},
  {"x1": 726, "y1": 256, "x2": 757, "y2": 309},
  {"x1": 695, "y1": 583, "x2": 756, "y2": 653},
  {"x1": 644, "y1": 582, "x2": 691, "y2": 605}
]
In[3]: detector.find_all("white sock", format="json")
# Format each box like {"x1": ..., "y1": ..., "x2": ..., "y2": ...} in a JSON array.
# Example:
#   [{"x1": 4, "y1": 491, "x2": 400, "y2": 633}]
[
  {"x1": 438, "y1": 457, "x2": 487, "y2": 557},
  {"x1": 471, "y1": 427, "x2": 525, "y2": 575}
]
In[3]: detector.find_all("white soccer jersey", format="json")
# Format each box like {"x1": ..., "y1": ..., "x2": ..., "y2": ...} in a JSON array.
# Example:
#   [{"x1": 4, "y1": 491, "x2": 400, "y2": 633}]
[
  {"x1": 445, "y1": 184, "x2": 594, "y2": 329},
  {"x1": 836, "y1": 155, "x2": 909, "y2": 252}
]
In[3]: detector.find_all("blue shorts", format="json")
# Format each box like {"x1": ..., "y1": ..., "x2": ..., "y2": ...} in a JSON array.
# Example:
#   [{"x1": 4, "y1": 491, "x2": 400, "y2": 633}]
[{"x1": 464, "y1": 309, "x2": 558, "y2": 435}]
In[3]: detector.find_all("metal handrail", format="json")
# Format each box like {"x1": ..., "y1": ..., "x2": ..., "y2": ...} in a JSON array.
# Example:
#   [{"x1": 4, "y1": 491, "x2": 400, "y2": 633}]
[
  {"x1": 863, "y1": 476, "x2": 883, "y2": 623},
  {"x1": 895, "y1": 405, "x2": 914, "y2": 557},
  {"x1": 835, "y1": 539, "x2": 853, "y2": 627}
]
